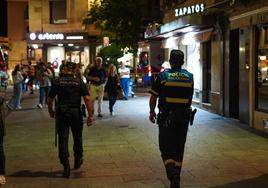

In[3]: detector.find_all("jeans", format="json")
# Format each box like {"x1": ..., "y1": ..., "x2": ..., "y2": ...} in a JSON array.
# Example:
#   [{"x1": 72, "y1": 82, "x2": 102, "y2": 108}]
[
  {"x1": 108, "y1": 94, "x2": 117, "y2": 112},
  {"x1": 120, "y1": 78, "x2": 130, "y2": 99},
  {"x1": 8, "y1": 83, "x2": 22, "y2": 109},
  {"x1": 0, "y1": 135, "x2": 5, "y2": 175},
  {"x1": 39, "y1": 86, "x2": 51, "y2": 105}
]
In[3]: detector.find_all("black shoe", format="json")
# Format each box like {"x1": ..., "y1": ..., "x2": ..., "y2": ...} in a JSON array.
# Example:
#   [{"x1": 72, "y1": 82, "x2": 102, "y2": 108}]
[
  {"x1": 74, "y1": 158, "x2": 83, "y2": 170},
  {"x1": 170, "y1": 174, "x2": 180, "y2": 188},
  {"x1": 62, "y1": 164, "x2": 70, "y2": 178},
  {"x1": 98, "y1": 114, "x2": 103, "y2": 118}
]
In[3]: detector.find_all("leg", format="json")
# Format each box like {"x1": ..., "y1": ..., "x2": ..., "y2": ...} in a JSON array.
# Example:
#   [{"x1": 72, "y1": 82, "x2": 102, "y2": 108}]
[
  {"x1": 90, "y1": 85, "x2": 98, "y2": 115},
  {"x1": 125, "y1": 78, "x2": 130, "y2": 99},
  {"x1": 39, "y1": 87, "x2": 45, "y2": 106},
  {"x1": 97, "y1": 85, "x2": 105, "y2": 115},
  {"x1": 70, "y1": 109, "x2": 83, "y2": 169},
  {"x1": 0, "y1": 135, "x2": 5, "y2": 175}
]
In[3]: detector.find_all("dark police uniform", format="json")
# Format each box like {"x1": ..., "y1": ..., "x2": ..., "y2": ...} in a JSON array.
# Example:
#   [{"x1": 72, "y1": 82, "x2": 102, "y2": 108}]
[
  {"x1": 48, "y1": 73, "x2": 89, "y2": 172},
  {"x1": 149, "y1": 53, "x2": 194, "y2": 187}
]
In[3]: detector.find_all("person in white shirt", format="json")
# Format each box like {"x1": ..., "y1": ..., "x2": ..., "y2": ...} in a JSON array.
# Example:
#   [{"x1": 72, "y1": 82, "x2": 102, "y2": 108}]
[{"x1": 118, "y1": 62, "x2": 130, "y2": 100}]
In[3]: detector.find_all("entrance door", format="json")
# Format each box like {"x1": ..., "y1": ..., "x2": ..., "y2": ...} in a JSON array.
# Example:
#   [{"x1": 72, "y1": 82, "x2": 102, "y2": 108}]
[
  {"x1": 229, "y1": 29, "x2": 239, "y2": 119},
  {"x1": 202, "y1": 41, "x2": 211, "y2": 103}
]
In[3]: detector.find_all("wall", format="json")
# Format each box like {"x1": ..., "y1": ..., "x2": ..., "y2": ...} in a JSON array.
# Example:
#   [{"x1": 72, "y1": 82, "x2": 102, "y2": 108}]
[{"x1": 8, "y1": 1, "x2": 28, "y2": 68}]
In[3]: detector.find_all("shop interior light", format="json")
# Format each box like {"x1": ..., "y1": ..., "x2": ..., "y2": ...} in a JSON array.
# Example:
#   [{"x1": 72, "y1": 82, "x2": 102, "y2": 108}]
[
  {"x1": 179, "y1": 26, "x2": 194, "y2": 33},
  {"x1": 259, "y1": 56, "x2": 267, "y2": 60},
  {"x1": 68, "y1": 44, "x2": 74, "y2": 46},
  {"x1": 182, "y1": 32, "x2": 196, "y2": 45},
  {"x1": 32, "y1": 44, "x2": 38, "y2": 49},
  {"x1": 58, "y1": 44, "x2": 63, "y2": 47},
  {"x1": 66, "y1": 36, "x2": 84, "y2": 40}
]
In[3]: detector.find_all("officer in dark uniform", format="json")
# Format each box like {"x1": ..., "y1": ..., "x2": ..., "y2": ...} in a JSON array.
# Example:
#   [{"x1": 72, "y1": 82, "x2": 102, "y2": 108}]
[
  {"x1": 47, "y1": 61, "x2": 93, "y2": 178},
  {"x1": 149, "y1": 50, "x2": 194, "y2": 188}
]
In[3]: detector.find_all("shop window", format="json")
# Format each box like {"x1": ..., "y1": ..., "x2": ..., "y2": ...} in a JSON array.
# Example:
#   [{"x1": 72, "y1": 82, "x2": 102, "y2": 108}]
[
  {"x1": 49, "y1": 0, "x2": 67, "y2": 24},
  {"x1": 256, "y1": 26, "x2": 268, "y2": 111}
]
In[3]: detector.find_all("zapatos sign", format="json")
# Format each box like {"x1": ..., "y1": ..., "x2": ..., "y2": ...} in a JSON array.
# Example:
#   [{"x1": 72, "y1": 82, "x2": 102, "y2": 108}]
[{"x1": 175, "y1": 3, "x2": 205, "y2": 17}]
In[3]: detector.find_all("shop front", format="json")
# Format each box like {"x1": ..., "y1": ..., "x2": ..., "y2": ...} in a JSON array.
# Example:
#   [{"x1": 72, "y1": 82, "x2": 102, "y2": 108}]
[
  {"x1": 229, "y1": 4, "x2": 268, "y2": 133},
  {"x1": 144, "y1": 3, "x2": 216, "y2": 109},
  {"x1": 26, "y1": 32, "x2": 90, "y2": 75}
]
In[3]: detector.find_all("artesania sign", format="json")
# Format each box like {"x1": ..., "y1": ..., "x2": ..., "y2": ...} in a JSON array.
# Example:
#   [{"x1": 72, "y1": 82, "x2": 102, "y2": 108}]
[
  {"x1": 29, "y1": 33, "x2": 64, "y2": 40},
  {"x1": 175, "y1": 3, "x2": 205, "y2": 17}
]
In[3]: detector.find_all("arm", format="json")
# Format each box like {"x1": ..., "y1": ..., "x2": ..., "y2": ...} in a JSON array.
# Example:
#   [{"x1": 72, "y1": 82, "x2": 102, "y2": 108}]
[
  {"x1": 47, "y1": 97, "x2": 55, "y2": 118},
  {"x1": 83, "y1": 95, "x2": 94, "y2": 126},
  {"x1": 149, "y1": 95, "x2": 157, "y2": 123}
]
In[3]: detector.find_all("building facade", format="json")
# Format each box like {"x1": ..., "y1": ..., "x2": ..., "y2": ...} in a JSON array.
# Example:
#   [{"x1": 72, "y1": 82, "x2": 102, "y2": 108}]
[
  {"x1": 145, "y1": 0, "x2": 268, "y2": 134},
  {"x1": 8, "y1": 0, "x2": 99, "y2": 74}
]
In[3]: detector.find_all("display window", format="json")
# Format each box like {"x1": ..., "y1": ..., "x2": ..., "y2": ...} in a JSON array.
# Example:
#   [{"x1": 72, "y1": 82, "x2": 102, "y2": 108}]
[{"x1": 256, "y1": 25, "x2": 268, "y2": 111}]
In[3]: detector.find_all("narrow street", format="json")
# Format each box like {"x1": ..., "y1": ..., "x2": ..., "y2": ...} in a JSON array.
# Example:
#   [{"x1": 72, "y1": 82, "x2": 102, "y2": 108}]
[{"x1": 3, "y1": 91, "x2": 268, "y2": 188}]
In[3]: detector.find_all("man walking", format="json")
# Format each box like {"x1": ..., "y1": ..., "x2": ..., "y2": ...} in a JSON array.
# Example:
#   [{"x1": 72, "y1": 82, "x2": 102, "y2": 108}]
[
  {"x1": 47, "y1": 61, "x2": 93, "y2": 178},
  {"x1": 149, "y1": 50, "x2": 194, "y2": 188},
  {"x1": 87, "y1": 57, "x2": 107, "y2": 117}
]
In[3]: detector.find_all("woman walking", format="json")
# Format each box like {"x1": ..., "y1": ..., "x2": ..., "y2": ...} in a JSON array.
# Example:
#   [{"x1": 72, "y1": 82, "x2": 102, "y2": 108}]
[
  {"x1": 7, "y1": 64, "x2": 23, "y2": 110},
  {"x1": 105, "y1": 64, "x2": 118, "y2": 116}
]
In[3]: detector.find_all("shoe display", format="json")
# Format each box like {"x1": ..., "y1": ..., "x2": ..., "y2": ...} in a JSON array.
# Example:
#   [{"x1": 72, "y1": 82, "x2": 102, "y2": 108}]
[
  {"x1": 37, "y1": 104, "x2": 43, "y2": 109},
  {"x1": 62, "y1": 164, "x2": 70, "y2": 178},
  {"x1": 74, "y1": 158, "x2": 83, "y2": 170},
  {"x1": 0, "y1": 175, "x2": 6, "y2": 185},
  {"x1": 170, "y1": 174, "x2": 180, "y2": 188}
]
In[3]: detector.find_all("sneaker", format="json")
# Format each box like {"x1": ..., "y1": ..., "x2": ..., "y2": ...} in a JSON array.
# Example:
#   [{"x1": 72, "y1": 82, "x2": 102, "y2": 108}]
[
  {"x1": 62, "y1": 164, "x2": 70, "y2": 178},
  {"x1": 0, "y1": 175, "x2": 6, "y2": 185},
  {"x1": 15, "y1": 106, "x2": 22, "y2": 110},
  {"x1": 98, "y1": 114, "x2": 103, "y2": 118},
  {"x1": 37, "y1": 104, "x2": 43, "y2": 109},
  {"x1": 74, "y1": 158, "x2": 83, "y2": 170},
  {"x1": 6, "y1": 104, "x2": 13, "y2": 111},
  {"x1": 170, "y1": 174, "x2": 180, "y2": 188},
  {"x1": 110, "y1": 112, "x2": 115, "y2": 116}
]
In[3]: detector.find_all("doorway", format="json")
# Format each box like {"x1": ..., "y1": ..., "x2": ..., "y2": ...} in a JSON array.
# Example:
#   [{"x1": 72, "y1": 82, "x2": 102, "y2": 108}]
[
  {"x1": 229, "y1": 29, "x2": 239, "y2": 119},
  {"x1": 202, "y1": 41, "x2": 211, "y2": 103}
]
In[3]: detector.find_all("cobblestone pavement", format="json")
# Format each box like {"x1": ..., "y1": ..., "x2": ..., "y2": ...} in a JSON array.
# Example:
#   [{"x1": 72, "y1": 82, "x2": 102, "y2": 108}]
[{"x1": 2, "y1": 90, "x2": 268, "y2": 188}]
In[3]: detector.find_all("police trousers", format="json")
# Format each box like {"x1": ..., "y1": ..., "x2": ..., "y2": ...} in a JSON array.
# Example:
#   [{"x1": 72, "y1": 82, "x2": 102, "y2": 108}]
[
  {"x1": 57, "y1": 107, "x2": 83, "y2": 166},
  {"x1": 158, "y1": 110, "x2": 189, "y2": 180}
]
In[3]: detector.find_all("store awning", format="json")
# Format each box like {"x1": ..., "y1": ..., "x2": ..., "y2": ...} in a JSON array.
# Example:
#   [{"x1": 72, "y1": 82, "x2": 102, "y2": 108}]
[{"x1": 145, "y1": 14, "x2": 215, "y2": 40}]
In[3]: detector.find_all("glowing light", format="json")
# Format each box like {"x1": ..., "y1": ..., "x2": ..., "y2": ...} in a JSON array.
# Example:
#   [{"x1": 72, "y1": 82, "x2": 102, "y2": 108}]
[{"x1": 259, "y1": 56, "x2": 267, "y2": 60}]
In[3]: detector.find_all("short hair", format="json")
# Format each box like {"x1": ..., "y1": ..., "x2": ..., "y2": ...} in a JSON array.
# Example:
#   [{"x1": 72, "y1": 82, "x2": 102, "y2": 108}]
[
  {"x1": 169, "y1": 49, "x2": 184, "y2": 66},
  {"x1": 96, "y1": 57, "x2": 103, "y2": 62}
]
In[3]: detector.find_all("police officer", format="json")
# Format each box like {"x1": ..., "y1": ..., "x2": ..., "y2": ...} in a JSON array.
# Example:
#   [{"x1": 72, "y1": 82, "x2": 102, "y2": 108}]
[
  {"x1": 149, "y1": 50, "x2": 194, "y2": 188},
  {"x1": 47, "y1": 61, "x2": 93, "y2": 178}
]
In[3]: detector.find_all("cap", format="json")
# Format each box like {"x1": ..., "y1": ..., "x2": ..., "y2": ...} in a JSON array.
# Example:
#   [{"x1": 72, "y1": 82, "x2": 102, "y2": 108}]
[
  {"x1": 170, "y1": 50, "x2": 184, "y2": 63},
  {"x1": 66, "y1": 61, "x2": 76, "y2": 70}
]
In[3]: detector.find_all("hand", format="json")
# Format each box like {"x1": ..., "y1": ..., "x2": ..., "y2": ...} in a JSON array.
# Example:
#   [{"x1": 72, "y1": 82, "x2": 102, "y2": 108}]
[
  {"x1": 87, "y1": 116, "x2": 94, "y2": 127},
  {"x1": 149, "y1": 111, "x2": 156, "y2": 123},
  {"x1": 49, "y1": 110, "x2": 55, "y2": 118}
]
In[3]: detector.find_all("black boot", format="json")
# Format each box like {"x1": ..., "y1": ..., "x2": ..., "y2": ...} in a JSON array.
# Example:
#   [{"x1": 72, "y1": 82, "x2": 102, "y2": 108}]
[
  {"x1": 62, "y1": 164, "x2": 70, "y2": 178},
  {"x1": 74, "y1": 158, "x2": 83, "y2": 170},
  {"x1": 170, "y1": 174, "x2": 180, "y2": 188}
]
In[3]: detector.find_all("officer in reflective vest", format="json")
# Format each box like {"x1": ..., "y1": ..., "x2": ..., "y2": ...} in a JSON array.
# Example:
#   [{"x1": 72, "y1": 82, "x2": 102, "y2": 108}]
[
  {"x1": 149, "y1": 49, "x2": 194, "y2": 188},
  {"x1": 47, "y1": 61, "x2": 93, "y2": 178}
]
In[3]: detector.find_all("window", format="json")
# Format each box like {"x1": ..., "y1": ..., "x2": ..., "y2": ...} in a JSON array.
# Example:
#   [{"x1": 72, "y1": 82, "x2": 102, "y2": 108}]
[
  {"x1": 256, "y1": 26, "x2": 268, "y2": 111},
  {"x1": 49, "y1": 0, "x2": 67, "y2": 24}
]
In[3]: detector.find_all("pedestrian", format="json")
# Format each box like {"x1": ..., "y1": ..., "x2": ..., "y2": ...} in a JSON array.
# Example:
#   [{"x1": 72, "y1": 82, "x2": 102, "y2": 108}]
[
  {"x1": 118, "y1": 61, "x2": 130, "y2": 100},
  {"x1": 0, "y1": 96, "x2": 6, "y2": 185},
  {"x1": 27, "y1": 61, "x2": 35, "y2": 94},
  {"x1": 87, "y1": 57, "x2": 107, "y2": 118},
  {"x1": 7, "y1": 64, "x2": 24, "y2": 110},
  {"x1": 47, "y1": 61, "x2": 93, "y2": 178},
  {"x1": 148, "y1": 50, "x2": 194, "y2": 188},
  {"x1": 105, "y1": 64, "x2": 118, "y2": 116},
  {"x1": 36, "y1": 62, "x2": 53, "y2": 109}
]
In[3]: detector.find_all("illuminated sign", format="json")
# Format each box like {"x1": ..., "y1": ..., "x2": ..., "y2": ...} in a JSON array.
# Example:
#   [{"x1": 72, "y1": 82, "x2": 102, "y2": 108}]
[
  {"x1": 175, "y1": 3, "x2": 205, "y2": 17},
  {"x1": 29, "y1": 33, "x2": 64, "y2": 40}
]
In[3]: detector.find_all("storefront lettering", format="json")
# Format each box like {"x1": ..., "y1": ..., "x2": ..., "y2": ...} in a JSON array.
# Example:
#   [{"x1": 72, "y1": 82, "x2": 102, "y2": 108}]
[
  {"x1": 29, "y1": 33, "x2": 64, "y2": 41},
  {"x1": 175, "y1": 3, "x2": 205, "y2": 17}
]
